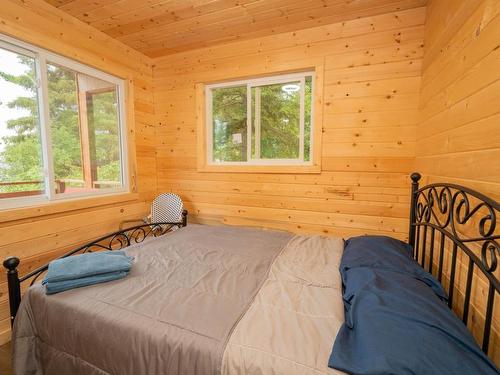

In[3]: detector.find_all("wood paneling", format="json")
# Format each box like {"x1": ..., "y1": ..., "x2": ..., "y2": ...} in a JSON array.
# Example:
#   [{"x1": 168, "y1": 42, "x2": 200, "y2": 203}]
[
  {"x1": 417, "y1": 0, "x2": 500, "y2": 195},
  {"x1": 154, "y1": 6, "x2": 425, "y2": 242},
  {"x1": 416, "y1": 0, "x2": 500, "y2": 364},
  {"x1": 2, "y1": 0, "x2": 497, "y2": 364},
  {"x1": 43, "y1": 0, "x2": 426, "y2": 57},
  {"x1": 0, "y1": 0, "x2": 157, "y2": 344}
]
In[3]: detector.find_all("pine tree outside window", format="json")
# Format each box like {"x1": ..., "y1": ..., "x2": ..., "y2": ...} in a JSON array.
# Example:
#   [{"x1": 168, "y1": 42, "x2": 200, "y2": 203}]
[
  {"x1": 0, "y1": 34, "x2": 128, "y2": 209},
  {"x1": 206, "y1": 72, "x2": 314, "y2": 166}
]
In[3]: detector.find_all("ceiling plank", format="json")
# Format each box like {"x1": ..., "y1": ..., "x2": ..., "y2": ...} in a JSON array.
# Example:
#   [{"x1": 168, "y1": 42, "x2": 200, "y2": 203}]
[
  {"x1": 118, "y1": 0, "x2": 422, "y2": 45},
  {"x1": 45, "y1": 0, "x2": 75, "y2": 6},
  {"x1": 124, "y1": 0, "x2": 426, "y2": 55},
  {"x1": 42, "y1": 0, "x2": 427, "y2": 57}
]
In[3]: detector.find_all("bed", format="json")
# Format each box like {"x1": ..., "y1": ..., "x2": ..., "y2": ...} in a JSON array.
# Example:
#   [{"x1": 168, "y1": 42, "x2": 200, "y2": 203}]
[{"x1": 3, "y1": 172, "x2": 499, "y2": 374}]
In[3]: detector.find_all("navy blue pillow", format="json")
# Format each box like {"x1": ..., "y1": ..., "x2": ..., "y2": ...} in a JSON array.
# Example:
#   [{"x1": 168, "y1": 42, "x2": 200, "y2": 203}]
[
  {"x1": 329, "y1": 236, "x2": 499, "y2": 375},
  {"x1": 329, "y1": 269, "x2": 499, "y2": 375},
  {"x1": 341, "y1": 235, "x2": 447, "y2": 300}
]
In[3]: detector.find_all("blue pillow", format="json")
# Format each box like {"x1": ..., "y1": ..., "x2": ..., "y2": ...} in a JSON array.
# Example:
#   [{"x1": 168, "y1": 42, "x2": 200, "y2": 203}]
[
  {"x1": 329, "y1": 269, "x2": 499, "y2": 375},
  {"x1": 329, "y1": 236, "x2": 499, "y2": 375},
  {"x1": 341, "y1": 235, "x2": 447, "y2": 300}
]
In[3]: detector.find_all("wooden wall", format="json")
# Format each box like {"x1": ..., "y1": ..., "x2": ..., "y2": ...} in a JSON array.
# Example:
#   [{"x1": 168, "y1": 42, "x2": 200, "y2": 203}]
[
  {"x1": 416, "y1": 0, "x2": 500, "y2": 363},
  {"x1": 1, "y1": 0, "x2": 498, "y2": 360},
  {"x1": 416, "y1": 0, "x2": 500, "y2": 197},
  {"x1": 0, "y1": 0, "x2": 157, "y2": 344},
  {"x1": 153, "y1": 6, "x2": 426, "y2": 239}
]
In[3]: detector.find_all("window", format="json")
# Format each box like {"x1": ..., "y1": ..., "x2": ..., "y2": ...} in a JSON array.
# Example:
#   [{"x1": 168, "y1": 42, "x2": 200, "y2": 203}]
[
  {"x1": 0, "y1": 34, "x2": 127, "y2": 208},
  {"x1": 206, "y1": 72, "x2": 314, "y2": 166}
]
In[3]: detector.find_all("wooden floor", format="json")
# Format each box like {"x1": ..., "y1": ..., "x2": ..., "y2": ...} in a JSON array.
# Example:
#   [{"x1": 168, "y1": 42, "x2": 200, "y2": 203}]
[{"x1": 0, "y1": 342, "x2": 12, "y2": 375}]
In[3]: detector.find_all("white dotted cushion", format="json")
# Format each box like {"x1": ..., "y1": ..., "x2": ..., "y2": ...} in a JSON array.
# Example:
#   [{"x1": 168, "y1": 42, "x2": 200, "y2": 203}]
[{"x1": 151, "y1": 193, "x2": 184, "y2": 223}]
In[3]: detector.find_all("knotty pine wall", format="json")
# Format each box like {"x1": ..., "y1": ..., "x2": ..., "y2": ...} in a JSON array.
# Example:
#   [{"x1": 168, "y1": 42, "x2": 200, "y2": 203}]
[
  {"x1": 416, "y1": 0, "x2": 500, "y2": 197},
  {"x1": 153, "y1": 7, "x2": 425, "y2": 239},
  {"x1": 416, "y1": 0, "x2": 500, "y2": 363},
  {"x1": 0, "y1": 0, "x2": 157, "y2": 343}
]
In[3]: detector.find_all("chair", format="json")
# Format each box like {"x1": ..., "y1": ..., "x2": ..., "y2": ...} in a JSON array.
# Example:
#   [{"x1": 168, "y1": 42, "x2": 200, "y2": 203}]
[
  {"x1": 151, "y1": 193, "x2": 185, "y2": 223},
  {"x1": 119, "y1": 193, "x2": 187, "y2": 229}
]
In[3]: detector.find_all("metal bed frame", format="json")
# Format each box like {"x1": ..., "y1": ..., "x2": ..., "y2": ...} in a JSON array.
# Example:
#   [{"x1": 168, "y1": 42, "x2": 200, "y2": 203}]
[
  {"x1": 2, "y1": 173, "x2": 499, "y2": 357},
  {"x1": 3, "y1": 210, "x2": 187, "y2": 327},
  {"x1": 409, "y1": 173, "x2": 499, "y2": 355}
]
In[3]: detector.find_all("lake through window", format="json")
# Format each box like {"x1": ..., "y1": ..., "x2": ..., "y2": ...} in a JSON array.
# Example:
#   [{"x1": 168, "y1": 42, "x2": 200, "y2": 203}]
[
  {"x1": 207, "y1": 72, "x2": 314, "y2": 165},
  {"x1": 0, "y1": 35, "x2": 127, "y2": 208}
]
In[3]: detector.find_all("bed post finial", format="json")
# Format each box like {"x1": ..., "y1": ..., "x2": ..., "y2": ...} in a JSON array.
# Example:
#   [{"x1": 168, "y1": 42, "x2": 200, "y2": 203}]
[
  {"x1": 3, "y1": 257, "x2": 21, "y2": 326},
  {"x1": 181, "y1": 210, "x2": 188, "y2": 227},
  {"x1": 410, "y1": 172, "x2": 421, "y2": 183},
  {"x1": 408, "y1": 172, "x2": 422, "y2": 252}
]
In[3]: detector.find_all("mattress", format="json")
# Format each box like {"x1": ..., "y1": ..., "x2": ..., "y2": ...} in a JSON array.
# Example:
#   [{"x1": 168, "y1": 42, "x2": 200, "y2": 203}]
[
  {"x1": 12, "y1": 224, "x2": 345, "y2": 375},
  {"x1": 223, "y1": 234, "x2": 346, "y2": 375}
]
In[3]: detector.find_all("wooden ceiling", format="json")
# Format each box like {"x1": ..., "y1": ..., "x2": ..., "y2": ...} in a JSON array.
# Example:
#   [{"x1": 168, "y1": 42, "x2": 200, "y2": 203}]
[{"x1": 44, "y1": 0, "x2": 427, "y2": 57}]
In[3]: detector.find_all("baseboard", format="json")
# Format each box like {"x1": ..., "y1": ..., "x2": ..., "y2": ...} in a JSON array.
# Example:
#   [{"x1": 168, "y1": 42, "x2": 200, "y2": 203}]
[{"x1": 0, "y1": 329, "x2": 11, "y2": 346}]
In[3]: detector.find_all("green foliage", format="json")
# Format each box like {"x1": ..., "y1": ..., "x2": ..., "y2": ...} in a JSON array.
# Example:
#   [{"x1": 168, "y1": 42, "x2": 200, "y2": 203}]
[
  {"x1": 91, "y1": 91, "x2": 121, "y2": 180},
  {"x1": 211, "y1": 78, "x2": 312, "y2": 163},
  {"x1": 0, "y1": 54, "x2": 43, "y2": 193},
  {"x1": 97, "y1": 160, "x2": 121, "y2": 181},
  {"x1": 0, "y1": 136, "x2": 44, "y2": 194},
  {"x1": 0, "y1": 55, "x2": 121, "y2": 195},
  {"x1": 256, "y1": 83, "x2": 300, "y2": 159},
  {"x1": 212, "y1": 86, "x2": 247, "y2": 162},
  {"x1": 47, "y1": 64, "x2": 83, "y2": 181}
]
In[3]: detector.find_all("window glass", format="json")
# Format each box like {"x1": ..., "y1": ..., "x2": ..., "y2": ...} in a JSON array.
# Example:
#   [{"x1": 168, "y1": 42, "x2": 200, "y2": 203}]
[
  {"x1": 0, "y1": 46, "x2": 44, "y2": 199},
  {"x1": 47, "y1": 63, "x2": 123, "y2": 195},
  {"x1": 212, "y1": 85, "x2": 247, "y2": 163},
  {"x1": 208, "y1": 72, "x2": 313, "y2": 165},
  {"x1": 251, "y1": 81, "x2": 301, "y2": 160},
  {"x1": 0, "y1": 35, "x2": 127, "y2": 208},
  {"x1": 90, "y1": 89, "x2": 122, "y2": 187}
]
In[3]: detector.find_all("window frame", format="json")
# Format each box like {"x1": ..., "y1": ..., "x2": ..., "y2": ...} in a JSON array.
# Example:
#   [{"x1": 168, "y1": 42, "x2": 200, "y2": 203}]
[
  {"x1": 205, "y1": 71, "x2": 315, "y2": 167},
  {"x1": 0, "y1": 33, "x2": 129, "y2": 210}
]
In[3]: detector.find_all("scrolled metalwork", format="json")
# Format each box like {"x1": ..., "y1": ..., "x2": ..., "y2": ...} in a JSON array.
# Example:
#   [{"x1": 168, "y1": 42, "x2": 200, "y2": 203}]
[
  {"x1": 415, "y1": 184, "x2": 499, "y2": 244},
  {"x1": 3, "y1": 210, "x2": 188, "y2": 327},
  {"x1": 25, "y1": 222, "x2": 184, "y2": 286},
  {"x1": 481, "y1": 240, "x2": 499, "y2": 273},
  {"x1": 410, "y1": 179, "x2": 499, "y2": 355},
  {"x1": 415, "y1": 186, "x2": 452, "y2": 228},
  {"x1": 454, "y1": 190, "x2": 496, "y2": 239}
]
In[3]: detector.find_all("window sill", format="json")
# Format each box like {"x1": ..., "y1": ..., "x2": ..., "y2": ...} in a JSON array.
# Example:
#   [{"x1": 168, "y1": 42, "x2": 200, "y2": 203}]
[
  {"x1": 0, "y1": 192, "x2": 139, "y2": 223},
  {"x1": 198, "y1": 164, "x2": 321, "y2": 174}
]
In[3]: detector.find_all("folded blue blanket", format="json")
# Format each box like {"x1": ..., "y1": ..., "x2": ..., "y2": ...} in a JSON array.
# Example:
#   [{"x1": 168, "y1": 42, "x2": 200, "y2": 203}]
[
  {"x1": 43, "y1": 251, "x2": 133, "y2": 295},
  {"x1": 45, "y1": 271, "x2": 129, "y2": 295}
]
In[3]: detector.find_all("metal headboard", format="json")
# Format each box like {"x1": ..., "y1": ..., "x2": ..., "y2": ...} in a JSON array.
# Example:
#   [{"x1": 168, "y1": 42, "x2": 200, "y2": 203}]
[
  {"x1": 3, "y1": 210, "x2": 188, "y2": 326},
  {"x1": 408, "y1": 173, "x2": 499, "y2": 355}
]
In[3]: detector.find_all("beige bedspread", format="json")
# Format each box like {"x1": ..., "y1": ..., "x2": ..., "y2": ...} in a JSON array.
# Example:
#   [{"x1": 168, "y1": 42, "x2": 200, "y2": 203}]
[
  {"x1": 222, "y1": 235, "x2": 346, "y2": 375},
  {"x1": 12, "y1": 225, "x2": 345, "y2": 375},
  {"x1": 12, "y1": 224, "x2": 292, "y2": 375}
]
